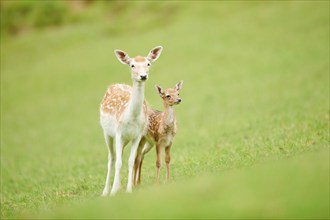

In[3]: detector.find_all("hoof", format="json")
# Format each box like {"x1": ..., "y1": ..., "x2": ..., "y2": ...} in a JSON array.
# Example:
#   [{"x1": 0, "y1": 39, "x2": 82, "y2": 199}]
[{"x1": 101, "y1": 191, "x2": 109, "y2": 197}]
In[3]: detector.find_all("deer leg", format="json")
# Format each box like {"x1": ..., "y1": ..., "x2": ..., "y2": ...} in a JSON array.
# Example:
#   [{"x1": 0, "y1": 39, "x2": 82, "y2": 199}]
[
  {"x1": 165, "y1": 144, "x2": 172, "y2": 183},
  {"x1": 155, "y1": 143, "x2": 162, "y2": 186},
  {"x1": 136, "y1": 141, "x2": 153, "y2": 185},
  {"x1": 137, "y1": 155, "x2": 144, "y2": 185},
  {"x1": 134, "y1": 137, "x2": 146, "y2": 186},
  {"x1": 102, "y1": 134, "x2": 114, "y2": 196},
  {"x1": 111, "y1": 133, "x2": 123, "y2": 196},
  {"x1": 127, "y1": 135, "x2": 142, "y2": 192},
  {"x1": 133, "y1": 157, "x2": 139, "y2": 186}
]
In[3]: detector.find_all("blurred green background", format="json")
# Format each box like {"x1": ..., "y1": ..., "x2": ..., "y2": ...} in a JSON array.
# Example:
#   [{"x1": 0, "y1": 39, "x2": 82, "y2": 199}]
[{"x1": 1, "y1": 0, "x2": 329, "y2": 219}]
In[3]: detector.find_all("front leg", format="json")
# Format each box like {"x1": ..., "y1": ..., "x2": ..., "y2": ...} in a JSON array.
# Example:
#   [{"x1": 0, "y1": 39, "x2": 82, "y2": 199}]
[
  {"x1": 127, "y1": 135, "x2": 142, "y2": 192},
  {"x1": 155, "y1": 143, "x2": 162, "y2": 186},
  {"x1": 165, "y1": 144, "x2": 172, "y2": 183},
  {"x1": 111, "y1": 133, "x2": 123, "y2": 196}
]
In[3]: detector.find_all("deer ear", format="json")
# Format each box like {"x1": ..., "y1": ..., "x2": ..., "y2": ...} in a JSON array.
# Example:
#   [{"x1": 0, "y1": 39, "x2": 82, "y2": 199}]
[
  {"x1": 155, "y1": 85, "x2": 164, "y2": 97},
  {"x1": 175, "y1": 80, "x2": 183, "y2": 91},
  {"x1": 114, "y1": 49, "x2": 131, "y2": 65},
  {"x1": 147, "y1": 46, "x2": 163, "y2": 62}
]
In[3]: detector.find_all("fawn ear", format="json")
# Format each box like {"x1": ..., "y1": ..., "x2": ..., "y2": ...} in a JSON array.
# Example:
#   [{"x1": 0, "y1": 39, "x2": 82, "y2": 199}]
[
  {"x1": 155, "y1": 85, "x2": 164, "y2": 97},
  {"x1": 147, "y1": 46, "x2": 163, "y2": 62},
  {"x1": 114, "y1": 49, "x2": 131, "y2": 65},
  {"x1": 175, "y1": 80, "x2": 183, "y2": 91}
]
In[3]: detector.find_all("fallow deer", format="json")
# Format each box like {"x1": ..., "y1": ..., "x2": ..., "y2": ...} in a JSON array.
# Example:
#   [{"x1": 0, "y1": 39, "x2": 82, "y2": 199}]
[
  {"x1": 100, "y1": 46, "x2": 163, "y2": 196},
  {"x1": 133, "y1": 80, "x2": 183, "y2": 186}
]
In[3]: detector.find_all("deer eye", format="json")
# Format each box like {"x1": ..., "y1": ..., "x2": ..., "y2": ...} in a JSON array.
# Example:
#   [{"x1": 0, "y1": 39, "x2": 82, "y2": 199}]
[
  {"x1": 166, "y1": 95, "x2": 171, "y2": 98},
  {"x1": 131, "y1": 65, "x2": 135, "y2": 68},
  {"x1": 147, "y1": 63, "x2": 151, "y2": 66}
]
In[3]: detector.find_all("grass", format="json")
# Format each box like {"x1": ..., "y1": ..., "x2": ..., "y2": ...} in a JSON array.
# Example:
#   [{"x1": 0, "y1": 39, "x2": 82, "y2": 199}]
[
  {"x1": 1, "y1": 1, "x2": 329, "y2": 219},
  {"x1": 32, "y1": 149, "x2": 330, "y2": 219}
]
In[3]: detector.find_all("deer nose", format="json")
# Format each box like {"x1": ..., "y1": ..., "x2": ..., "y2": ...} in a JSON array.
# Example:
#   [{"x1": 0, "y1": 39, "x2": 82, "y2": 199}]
[
  {"x1": 177, "y1": 98, "x2": 182, "y2": 103},
  {"x1": 140, "y1": 75, "x2": 148, "y2": 81}
]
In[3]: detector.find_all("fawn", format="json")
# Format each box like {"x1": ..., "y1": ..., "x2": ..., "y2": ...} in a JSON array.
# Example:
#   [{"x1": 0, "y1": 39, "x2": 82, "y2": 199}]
[
  {"x1": 100, "y1": 46, "x2": 163, "y2": 196},
  {"x1": 133, "y1": 80, "x2": 183, "y2": 186}
]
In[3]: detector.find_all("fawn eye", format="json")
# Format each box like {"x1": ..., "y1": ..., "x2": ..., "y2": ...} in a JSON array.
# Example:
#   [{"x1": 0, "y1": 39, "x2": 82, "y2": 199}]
[
  {"x1": 131, "y1": 65, "x2": 135, "y2": 68},
  {"x1": 147, "y1": 63, "x2": 150, "y2": 66},
  {"x1": 166, "y1": 95, "x2": 171, "y2": 98}
]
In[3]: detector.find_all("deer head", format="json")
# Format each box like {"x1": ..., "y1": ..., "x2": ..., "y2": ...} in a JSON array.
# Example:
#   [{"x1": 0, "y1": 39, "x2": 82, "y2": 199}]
[
  {"x1": 114, "y1": 46, "x2": 163, "y2": 82},
  {"x1": 156, "y1": 80, "x2": 183, "y2": 106}
]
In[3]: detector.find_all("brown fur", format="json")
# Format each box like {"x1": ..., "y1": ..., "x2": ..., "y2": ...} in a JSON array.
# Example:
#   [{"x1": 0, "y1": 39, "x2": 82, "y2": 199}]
[
  {"x1": 134, "y1": 56, "x2": 147, "y2": 62},
  {"x1": 133, "y1": 83, "x2": 183, "y2": 186},
  {"x1": 101, "y1": 84, "x2": 148, "y2": 120}
]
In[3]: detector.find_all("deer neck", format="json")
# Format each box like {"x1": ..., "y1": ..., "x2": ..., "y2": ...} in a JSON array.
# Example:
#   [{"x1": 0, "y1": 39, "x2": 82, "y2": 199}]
[
  {"x1": 162, "y1": 104, "x2": 175, "y2": 127},
  {"x1": 127, "y1": 81, "x2": 145, "y2": 118}
]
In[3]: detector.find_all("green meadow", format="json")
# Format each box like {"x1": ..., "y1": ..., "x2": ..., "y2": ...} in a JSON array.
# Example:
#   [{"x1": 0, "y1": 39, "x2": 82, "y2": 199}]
[{"x1": 1, "y1": 1, "x2": 329, "y2": 219}]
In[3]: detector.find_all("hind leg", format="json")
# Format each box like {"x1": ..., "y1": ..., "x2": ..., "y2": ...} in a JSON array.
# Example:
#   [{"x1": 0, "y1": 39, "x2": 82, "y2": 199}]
[
  {"x1": 136, "y1": 141, "x2": 153, "y2": 185},
  {"x1": 134, "y1": 138, "x2": 147, "y2": 186}
]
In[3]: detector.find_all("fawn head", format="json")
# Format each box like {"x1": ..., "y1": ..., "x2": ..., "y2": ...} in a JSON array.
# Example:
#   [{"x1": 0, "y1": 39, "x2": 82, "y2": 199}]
[
  {"x1": 156, "y1": 80, "x2": 183, "y2": 106},
  {"x1": 114, "y1": 46, "x2": 163, "y2": 82}
]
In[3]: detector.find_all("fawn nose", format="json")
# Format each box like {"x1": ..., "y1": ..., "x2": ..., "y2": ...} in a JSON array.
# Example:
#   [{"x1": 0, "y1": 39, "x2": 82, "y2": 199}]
[
  {"x1": 177, "y1": 98, "x2": 182, "y2": 103},
  {"x1": 140, "y1": 75, "x2": 148, "y2": 81}
]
